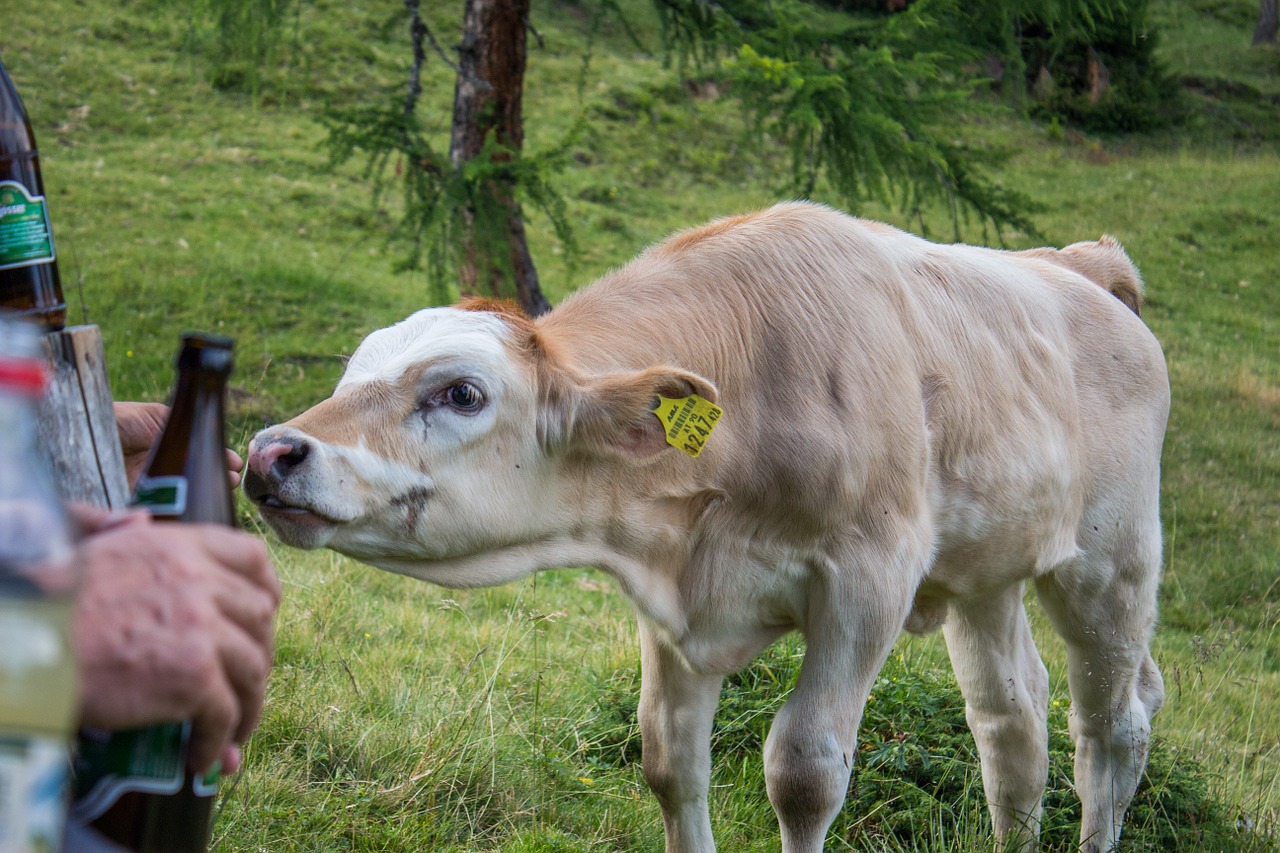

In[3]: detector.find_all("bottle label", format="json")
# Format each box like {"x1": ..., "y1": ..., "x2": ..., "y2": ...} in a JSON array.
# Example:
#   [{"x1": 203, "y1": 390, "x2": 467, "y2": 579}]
[
  {"x1": 0, "y1": 181, "x2": 56, "y2": 272},
  {"x1": 69, "y1": 720, "x2": 217, "y2": 822},
  {"x1": 132, "y1": 475, "x2": 188, "y2": 515},
  {"x1": 192, "y1": 764, "x2": 219, "y2": 797},
  {"x1": 0, "y1": 733, "x2": 69, "y2": 852}
]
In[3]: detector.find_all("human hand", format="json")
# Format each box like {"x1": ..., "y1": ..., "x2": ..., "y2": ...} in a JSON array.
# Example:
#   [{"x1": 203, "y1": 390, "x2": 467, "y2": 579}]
[
  {"x1": 114, "y1": 401, "x2": 245, "y2": 489},
  {"x1": 71, "y1": 509, "x2": 280, "y2": 774},
  {"x1": 114, "y1": 402, "x2": 167, "y2": 489}
]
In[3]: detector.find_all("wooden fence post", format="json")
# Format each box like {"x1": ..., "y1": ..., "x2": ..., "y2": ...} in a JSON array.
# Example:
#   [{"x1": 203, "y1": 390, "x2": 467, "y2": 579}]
[{"x1": 35, "y1": 325, "x2": 130, "y2": 510}]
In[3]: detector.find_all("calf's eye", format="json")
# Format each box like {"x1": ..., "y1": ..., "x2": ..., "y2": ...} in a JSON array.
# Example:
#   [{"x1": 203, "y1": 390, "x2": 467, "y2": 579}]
[{"x1": 447, "y1": 381, "x2": 484, "y2": 412}]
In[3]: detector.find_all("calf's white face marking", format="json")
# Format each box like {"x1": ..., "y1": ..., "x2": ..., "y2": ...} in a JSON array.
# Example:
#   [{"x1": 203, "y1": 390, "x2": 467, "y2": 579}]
[
  {"x1": 339, "y1": 307, "x2": 513, "y2": 388},
  {"x1": 247, "y1": 307, "x2": 560, "y2": 579}
]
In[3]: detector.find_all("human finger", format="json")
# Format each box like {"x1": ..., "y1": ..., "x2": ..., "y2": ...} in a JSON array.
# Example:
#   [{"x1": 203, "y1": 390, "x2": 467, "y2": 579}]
[
  {"x1": 220, "y1": 743, "x2": 243, "y2": 775},
  {"x1": 215, "y1": 619, "x2": 273, "y2": 746},
  {"x1": 226, "y1": 448, "x2": 243, "y2": 489},
  {"x1": 114, "y1": 402, "x2": 168, "y2": 453},
  {"x1": 64, "y1": 502, "x2": 115, "y2": 534},
  {"x1": 167, "y1": 526, "x2": 277, "y2": 661},
  {"x1": 207, "y1": 568, "x2": 279, "y2": 651},
  {"x1": 186, "y1": 611, "x2": 272, "y2": 771},
  {"x1": 187, "y1": 525, "x2": 281, "y2": 604},
  {"x1": 185, "y1": 668, "x2": 238, "y2": 775},
  {"x1": 114, "y1": 402, "x2": 169, "y2": 489}
]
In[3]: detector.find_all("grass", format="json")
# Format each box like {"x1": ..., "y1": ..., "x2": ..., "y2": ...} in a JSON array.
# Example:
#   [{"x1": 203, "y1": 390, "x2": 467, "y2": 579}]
[{"x1": 4, "y1": 0, "x2": 1278, "y2": 848}]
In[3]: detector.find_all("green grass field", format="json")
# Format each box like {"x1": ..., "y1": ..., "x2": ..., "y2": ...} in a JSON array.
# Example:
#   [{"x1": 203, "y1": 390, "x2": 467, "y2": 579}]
[{"x1": 4, "y1": 0, "x2": 1277, "y2": 848}]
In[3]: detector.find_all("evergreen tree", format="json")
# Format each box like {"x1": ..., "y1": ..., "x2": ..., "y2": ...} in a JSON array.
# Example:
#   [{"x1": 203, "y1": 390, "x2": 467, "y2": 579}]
[
  {"x1": 653, "y1": 0, "x2": 1042, "y2": 236},
  {"x1": 171, "y1": 0, "x2": 1167, "y2": 313},
  {"x1": 322, "y1": 0, "x2": 569, "y2": 315}
]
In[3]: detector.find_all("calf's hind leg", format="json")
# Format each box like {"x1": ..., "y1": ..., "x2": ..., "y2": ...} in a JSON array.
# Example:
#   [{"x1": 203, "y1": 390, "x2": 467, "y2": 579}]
[
  {"x1": 1035, "y1": 544, "x2": 1164, "y2": 853},
  {"x1": 942, "y1": 583, "x2": 1050, "y2": 851}
]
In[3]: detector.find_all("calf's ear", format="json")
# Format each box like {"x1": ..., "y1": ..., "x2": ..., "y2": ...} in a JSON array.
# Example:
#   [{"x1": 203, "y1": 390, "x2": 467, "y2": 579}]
[{"x1": 553, "y1": 366, "x2": 718, "y2": 460}]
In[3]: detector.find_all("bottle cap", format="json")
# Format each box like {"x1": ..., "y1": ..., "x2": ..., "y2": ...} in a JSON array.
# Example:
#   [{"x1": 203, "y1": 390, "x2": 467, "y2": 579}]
[
  {"x1": 180, "y1": 332, "x2": 233, "y2": 350},
  {"x1": 0, "y1": 316, "x2": 48, "y2": 394},
  {"x1": 177, "y1": 331, "x2": 234, "y2": 375},
  {"x1": 0, "y1": 357, "x2": 48, "y2": 396}
]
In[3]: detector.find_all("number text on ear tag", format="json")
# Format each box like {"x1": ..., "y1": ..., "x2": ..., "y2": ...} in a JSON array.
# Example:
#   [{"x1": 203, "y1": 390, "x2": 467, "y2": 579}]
[{"x1": 652, "y1": 394, "x2": 722, "y2": 458}]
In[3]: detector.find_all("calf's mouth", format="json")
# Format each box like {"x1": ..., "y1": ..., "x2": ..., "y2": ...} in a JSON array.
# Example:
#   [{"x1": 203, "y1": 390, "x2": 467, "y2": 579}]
[{"x1": 242, "y1": 466, "x2": 343, "y2": 529}]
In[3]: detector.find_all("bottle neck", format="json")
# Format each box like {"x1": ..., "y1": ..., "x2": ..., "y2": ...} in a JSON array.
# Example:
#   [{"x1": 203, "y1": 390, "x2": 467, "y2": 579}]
[
  {"x1": 0, "y1": 58, "x2": 37, "y2": 154},
  {"x1": 139, "y1": 364, "x2": 235, "y2": 527}
]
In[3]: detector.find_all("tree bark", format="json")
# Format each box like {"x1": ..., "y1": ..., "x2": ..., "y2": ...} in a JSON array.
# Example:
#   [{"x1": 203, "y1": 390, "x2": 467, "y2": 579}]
[
  {"x1": 1255, "y1": 0, "x2": 1278, "y2": 44},
  {"x1": 449, "y1": 0, "x2": 551, "y2": 316}
]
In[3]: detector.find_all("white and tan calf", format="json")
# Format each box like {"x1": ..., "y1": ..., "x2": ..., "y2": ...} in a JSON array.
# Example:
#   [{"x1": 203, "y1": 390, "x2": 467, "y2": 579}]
[{"x1": 245, "y1": 202, "x2": 1169, "y2": 852}]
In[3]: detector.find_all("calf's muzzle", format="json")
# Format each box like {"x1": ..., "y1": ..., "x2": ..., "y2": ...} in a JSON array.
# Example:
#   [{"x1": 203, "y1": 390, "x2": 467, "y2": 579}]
[{"x1": 244, "y1": 430, "x2": 312, "y2": 505}]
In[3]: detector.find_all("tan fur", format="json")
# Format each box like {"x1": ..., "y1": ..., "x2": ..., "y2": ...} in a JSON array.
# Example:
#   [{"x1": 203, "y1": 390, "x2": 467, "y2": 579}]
[
  {"x1": 246, "y1": 202, "x2": 1169, "y2": 853},
  {"x1": 1015, "y1": 235, "x2": 1144, "y2": 315},
  {"x1": 656, "y1": 211, "x2": 757, "y2": 255}
]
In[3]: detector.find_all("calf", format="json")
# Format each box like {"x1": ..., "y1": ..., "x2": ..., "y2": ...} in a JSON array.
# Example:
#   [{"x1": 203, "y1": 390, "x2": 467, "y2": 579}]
[{"x1": 245, "y1": 202, "x2": 1168, "y2": 852}]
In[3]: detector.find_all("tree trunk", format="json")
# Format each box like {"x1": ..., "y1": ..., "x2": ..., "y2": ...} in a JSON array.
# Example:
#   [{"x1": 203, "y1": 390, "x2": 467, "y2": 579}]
[
  {"x1": 449, "y1": 0, "x2": 551, "y2": 316},
  {"x1": 1255, "y1": 0, "x2": 1278, "y2": 44}
]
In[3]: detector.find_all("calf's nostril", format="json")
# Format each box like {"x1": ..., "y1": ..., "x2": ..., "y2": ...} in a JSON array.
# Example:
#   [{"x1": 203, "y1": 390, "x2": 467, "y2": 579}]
[
  {"x1": 250, "y1": 435, "x2": 312, "y2": 480},
  {"x1": 272, "y1": 439, "x2": 310, "y2": 476}
]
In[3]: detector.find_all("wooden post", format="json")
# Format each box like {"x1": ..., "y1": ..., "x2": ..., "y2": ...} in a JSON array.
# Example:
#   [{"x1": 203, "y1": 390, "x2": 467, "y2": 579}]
[{"x1": 34, "y1": 325, "x2": 129, "y2": 510}]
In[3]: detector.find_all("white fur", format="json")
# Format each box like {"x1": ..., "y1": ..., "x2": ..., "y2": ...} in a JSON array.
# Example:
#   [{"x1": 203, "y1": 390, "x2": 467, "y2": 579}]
[{"x1": 338, "y1": 307, "x2": 513, "y2": 388}]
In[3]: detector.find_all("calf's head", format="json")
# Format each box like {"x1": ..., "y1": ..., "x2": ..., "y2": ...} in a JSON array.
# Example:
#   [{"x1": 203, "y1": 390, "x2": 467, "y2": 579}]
[{"x1": 244, "y1": 301, "x2": 714, "y2": 584}]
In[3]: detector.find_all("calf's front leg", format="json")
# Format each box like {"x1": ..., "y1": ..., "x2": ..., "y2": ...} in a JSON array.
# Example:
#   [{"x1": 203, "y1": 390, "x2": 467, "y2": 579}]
[
  {"x1": 638, "y1": 622, "x2": 724, "y2": 852},
  {"x1": 765, "y1": 551, "x2": 919, "y2": 853}
]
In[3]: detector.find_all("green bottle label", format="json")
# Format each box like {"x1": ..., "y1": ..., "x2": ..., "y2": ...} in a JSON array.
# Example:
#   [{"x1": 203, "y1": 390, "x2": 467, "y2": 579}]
[
  {"x1": 0, "y1": 180, "x2": 56, "y2": 271},
  {"x1": 70, "y1": 721, "x2": 218, "y2": 822},
  {"x1": 132, "y1": 475, "x2": 188, "y2": 516},
  {"x1": 193, "y1": 763, "x2": 220, "y2": 797},
  {"x1": 71, "y1": 723, "x2": 185, "y2": 819}
]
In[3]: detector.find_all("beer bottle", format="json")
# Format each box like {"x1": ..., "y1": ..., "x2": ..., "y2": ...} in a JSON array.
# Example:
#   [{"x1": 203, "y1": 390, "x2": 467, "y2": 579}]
[
  {"x1": 0, "y1": 317, "x2": 79, "y2": 852},
  {"x1": 71, "y1": 334, "x2": 235, "y2": 852},
  {"x1": 0, "y1": 54, "x2": 65, "y2": 333}
]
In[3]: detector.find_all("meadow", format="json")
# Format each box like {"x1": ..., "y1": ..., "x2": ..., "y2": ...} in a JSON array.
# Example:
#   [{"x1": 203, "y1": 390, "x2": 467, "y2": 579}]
[{"x1": 3, "y1": 0, "x2": 1277, "y2": 848}]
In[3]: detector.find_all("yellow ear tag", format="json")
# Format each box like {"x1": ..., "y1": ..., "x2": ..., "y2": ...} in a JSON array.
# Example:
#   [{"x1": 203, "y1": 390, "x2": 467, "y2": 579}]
[{"x1": 651, "y1": 394, "x2": 723, "y2": 458}]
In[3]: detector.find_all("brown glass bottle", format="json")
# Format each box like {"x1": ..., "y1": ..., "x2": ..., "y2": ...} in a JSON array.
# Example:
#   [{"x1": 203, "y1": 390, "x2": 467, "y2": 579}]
[
  {"x1": 130, "y1": 334, "x2": 236, "y2": 527},
  {"x1": 74, "y1": 334, "x2": 235, "y2": 852},
  {"x1": 0, "y1": 53, "x2": 65, "y2": 333}
]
